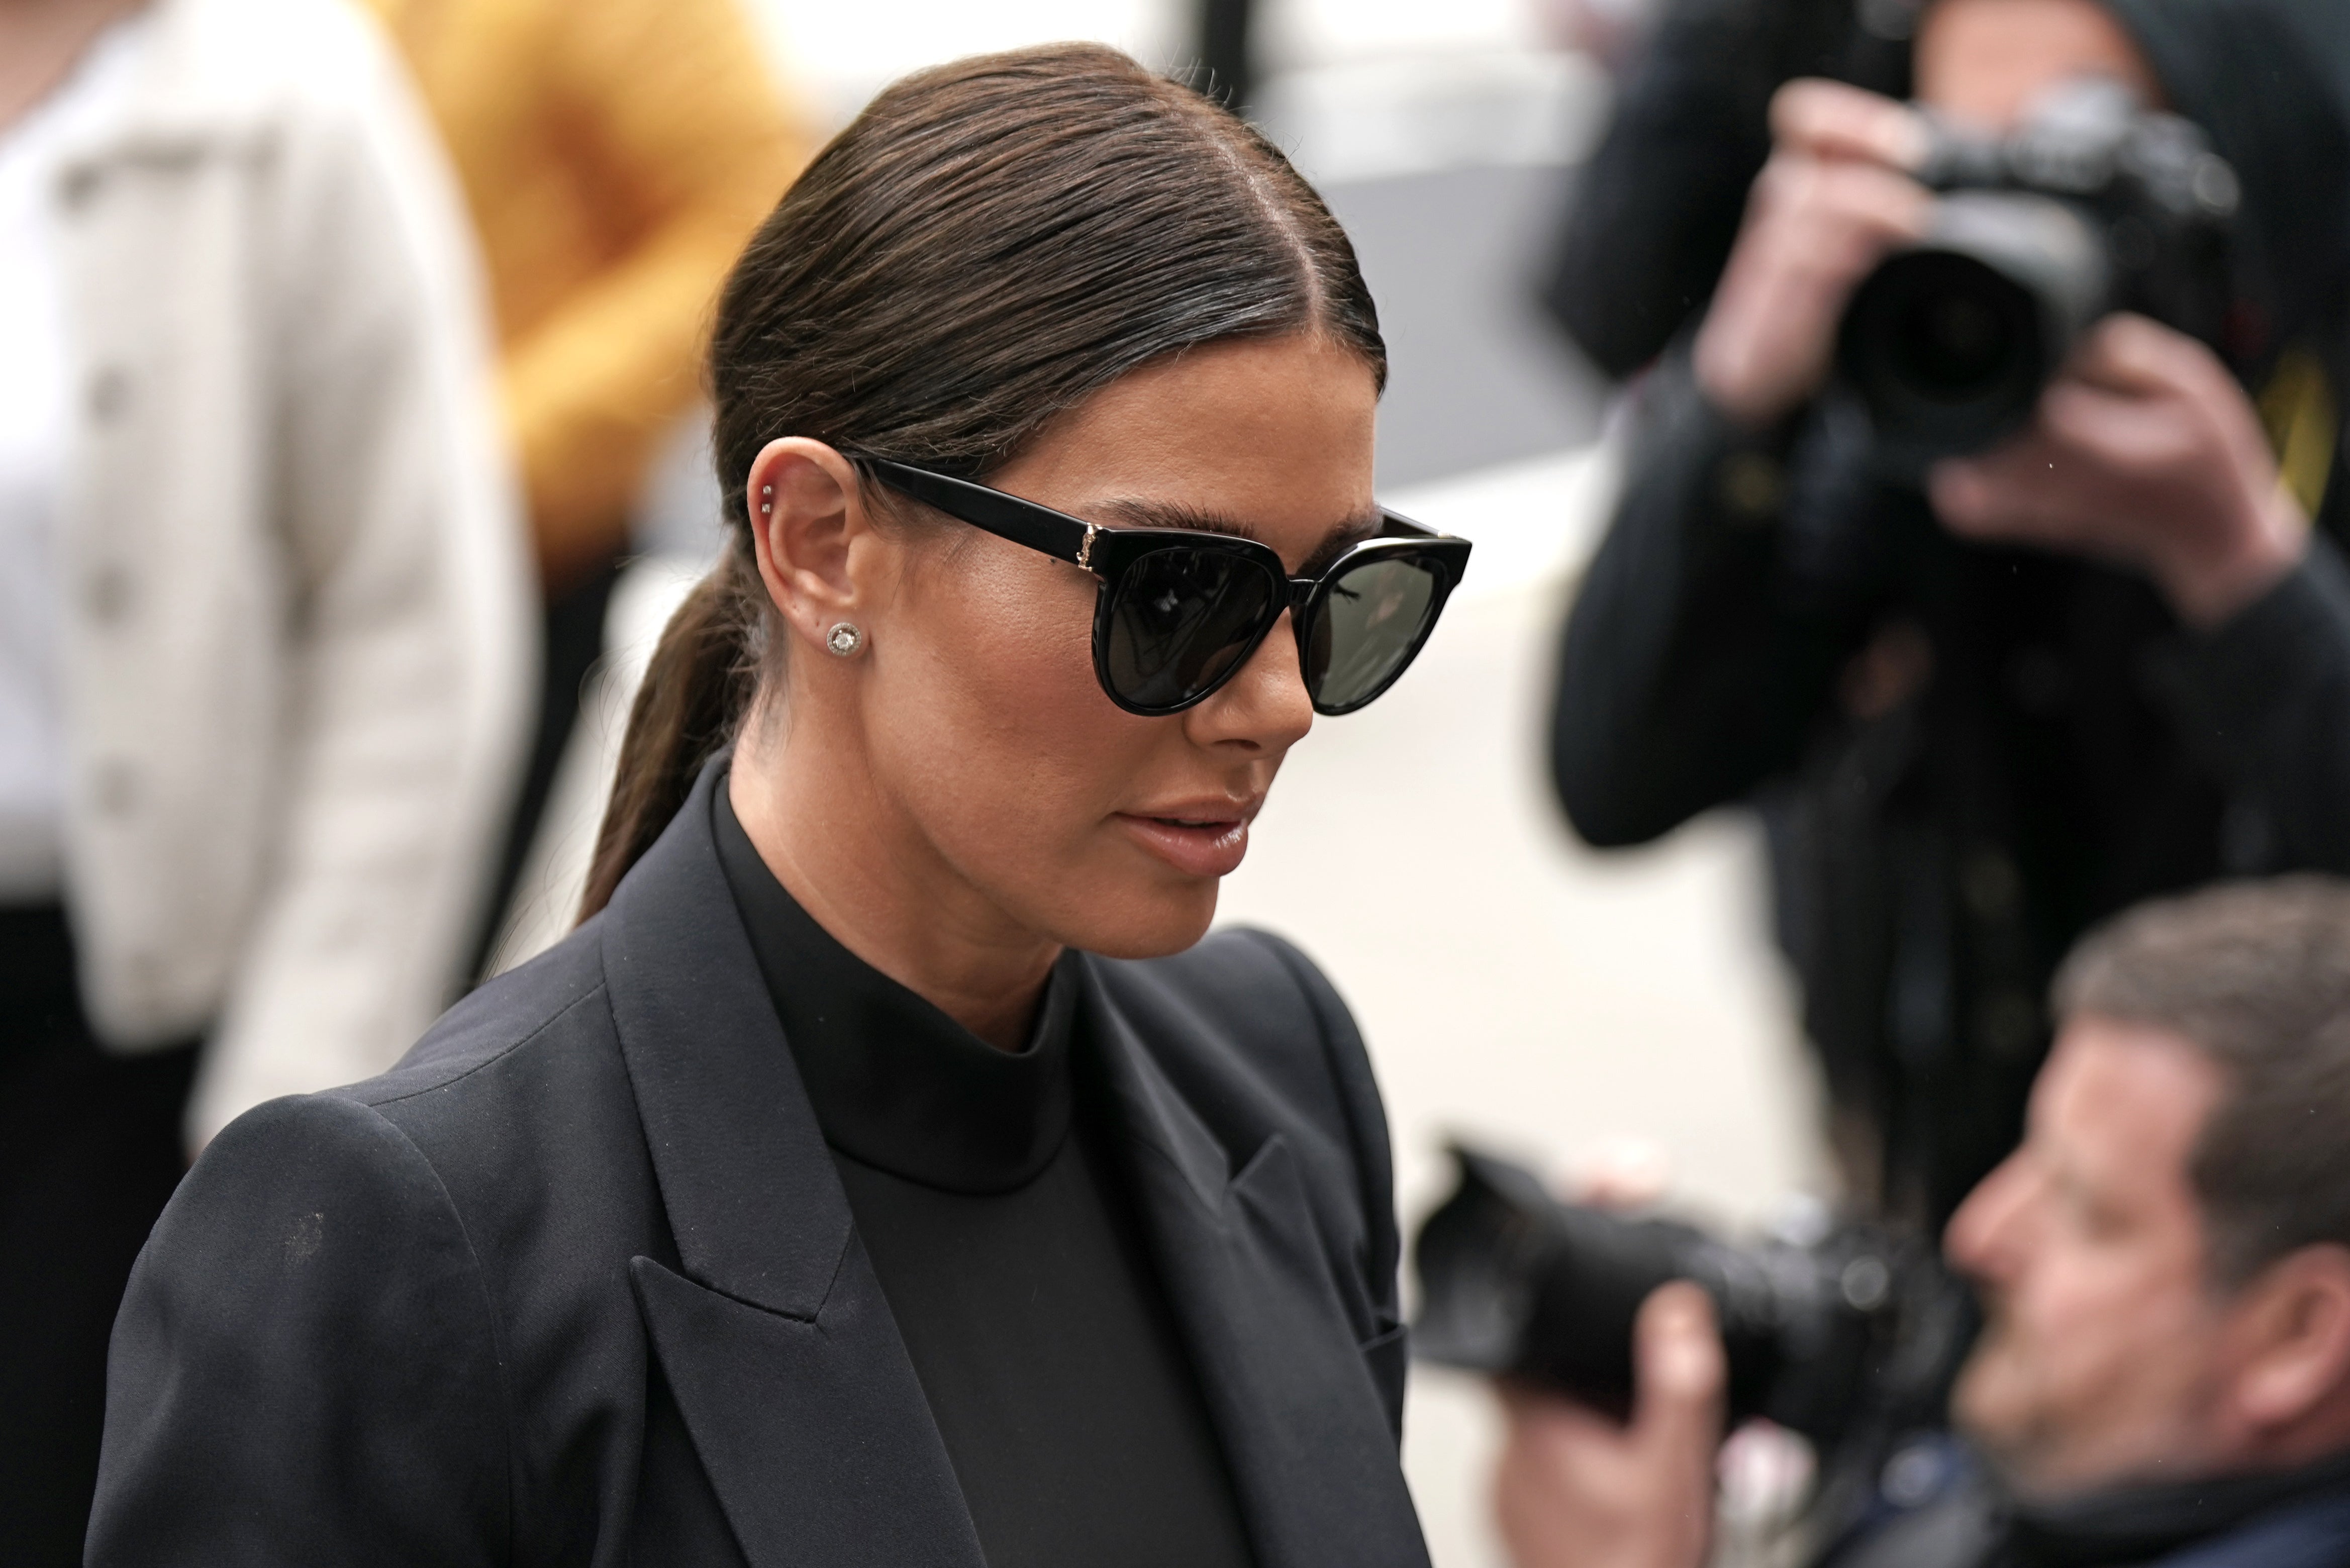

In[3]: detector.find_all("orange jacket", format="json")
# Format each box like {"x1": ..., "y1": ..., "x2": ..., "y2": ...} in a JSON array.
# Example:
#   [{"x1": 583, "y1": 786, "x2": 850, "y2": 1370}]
[{"x1": 364, "y1": 0, "x2": 804, "y2": 590}]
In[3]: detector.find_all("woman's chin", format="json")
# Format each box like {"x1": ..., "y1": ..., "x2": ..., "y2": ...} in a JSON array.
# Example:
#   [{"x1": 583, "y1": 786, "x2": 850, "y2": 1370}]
[{"x1": 1056, "y1": 882, "x2": 1221, "y2": 960}]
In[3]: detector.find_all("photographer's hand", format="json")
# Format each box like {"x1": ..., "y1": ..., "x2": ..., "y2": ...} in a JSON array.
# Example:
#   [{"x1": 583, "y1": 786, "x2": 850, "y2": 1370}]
[
  {"x1": 1492, "y1": 1284, "x2": 1726, "y2": 1568},
  {"x1": 1694, "y1": 80, "x2": 1934, "y2": 430},
  {"x1": 1930, "y1": 314, "x2": 2307, "y2": 629}
]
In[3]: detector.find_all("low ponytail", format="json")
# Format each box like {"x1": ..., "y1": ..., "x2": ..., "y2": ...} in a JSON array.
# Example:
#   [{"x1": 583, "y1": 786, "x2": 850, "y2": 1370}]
[
  {"x1": 577, "y1": 43, "x2": 1383, "y2": 917},
  {"x1": 579, "y1": 538, "x2": 764, "y2": 919}
]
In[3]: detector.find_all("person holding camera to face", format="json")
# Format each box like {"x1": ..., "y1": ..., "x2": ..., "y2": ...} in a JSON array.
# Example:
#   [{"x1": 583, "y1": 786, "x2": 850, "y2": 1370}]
[
  {"x1": 1550, "y1": 0, "x2": 2350, "y2": 1231},
  {"x1": 1490, "y1": 876, "x2": 2350, "y2": 1568}
]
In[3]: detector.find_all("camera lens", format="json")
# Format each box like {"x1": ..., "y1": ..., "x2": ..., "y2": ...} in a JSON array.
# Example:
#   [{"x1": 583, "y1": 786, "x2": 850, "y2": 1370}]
[
  {"x1": 1841, "y1": 249, "x2": 2045, "y2": 464},
  {"x1": 1895, "y1": 288, "x2": 2010, "y2": 398},
  {"x1": 1835, "y1": 191, "x2": 2112, "y2": 471}
]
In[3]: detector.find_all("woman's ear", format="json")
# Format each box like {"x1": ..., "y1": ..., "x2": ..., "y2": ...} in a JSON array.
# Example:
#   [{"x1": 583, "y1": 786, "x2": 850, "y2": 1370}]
[{"x1": 743, "y1": 439, "x2": 876, "y2": 653}]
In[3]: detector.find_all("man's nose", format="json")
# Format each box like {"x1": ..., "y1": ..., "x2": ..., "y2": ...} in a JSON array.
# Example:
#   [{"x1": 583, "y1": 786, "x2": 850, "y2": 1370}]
[{"x1": 1944, "y1": 1155, "x2": 2034, "y2": 1282}]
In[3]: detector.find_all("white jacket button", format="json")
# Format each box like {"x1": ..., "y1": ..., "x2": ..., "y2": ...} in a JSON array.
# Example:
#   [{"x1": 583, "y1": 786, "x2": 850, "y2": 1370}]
[
  {"x1": 60, "y1": 165, "x2": 104, "y2": 210},
  {"x1": 93, "y1": 761, "x2": 139, "y2": 817},
  {"x1": 85, "y1": 566, "x2": 134, "y2": 623},
  {"x1": 88, "y1": 366, "x2": 133, "y2": 423}
]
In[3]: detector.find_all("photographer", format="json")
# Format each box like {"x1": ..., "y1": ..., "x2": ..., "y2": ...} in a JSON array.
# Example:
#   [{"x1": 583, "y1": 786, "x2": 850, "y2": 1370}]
[
  {"x1": 1551, "y1": 0, "x2": 2350, "y2": 1226},
  {"x1": 1496, "y1": 876, "x2": 2350, "y2": 1568}
]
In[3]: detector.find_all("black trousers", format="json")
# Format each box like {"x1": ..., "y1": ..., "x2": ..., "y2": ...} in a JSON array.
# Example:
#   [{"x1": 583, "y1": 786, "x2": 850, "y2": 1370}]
[{"x1": 0, "y1": 906, "x2": 198, "y2": 1568}]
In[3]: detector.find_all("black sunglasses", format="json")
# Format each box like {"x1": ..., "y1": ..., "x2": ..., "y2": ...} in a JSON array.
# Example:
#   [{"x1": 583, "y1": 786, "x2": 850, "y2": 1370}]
[{"x1": 866, "y1": 459, "x2": 1471, "y2": 718}]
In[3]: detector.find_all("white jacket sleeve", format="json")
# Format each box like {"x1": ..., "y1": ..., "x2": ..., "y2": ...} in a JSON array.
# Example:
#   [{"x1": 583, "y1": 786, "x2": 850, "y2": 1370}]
[{"x1": 186, "y1": 12, "x2": 531, "y2": 1144}]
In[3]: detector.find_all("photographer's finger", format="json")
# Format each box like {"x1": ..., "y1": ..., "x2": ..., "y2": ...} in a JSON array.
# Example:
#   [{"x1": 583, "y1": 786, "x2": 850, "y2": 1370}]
[
  {"x1": 1751, "y1": 156, "x2": 1934, "y2": 249},
  {"x1": 1630, "y1": 1282, "x2": 1726, "y2": 1459},
  {"x1": 1700, "y1": 158, "x2": 1932, "y2": 426},
  {"x1": 2038, "y1": 378, "x2": 2166, "y2": 465},
  {"x1": 1498, "y1": 1382, "x2": 1621, "y2": 1451},
  {"x1": 1931, "y1": 445, "x2": 2067, "y2": 538},
  {"x1": 1770, "y1": 78, "x2": 1929, "y2": 169},
  {"x1": 2068, "y1": 314, "x2": 2216, "y2": 398},
  {"x1": 1932, "y1": 434, "x2": 2115, "y2": 553},
  {"x1": 1929, "y1": 457, "x2": 1999, "y2": 532},
  {"x1": 1493, "y1": 1408, "x2": 1603, "y2": 1568}
]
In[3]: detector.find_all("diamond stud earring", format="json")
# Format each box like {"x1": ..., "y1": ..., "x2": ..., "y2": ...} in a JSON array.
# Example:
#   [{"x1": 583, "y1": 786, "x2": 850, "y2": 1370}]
[
  {"x1": 826, "y1": 622, "x2": 864, "y2": 657},
  {"x1": 760, "y1": 484, "x2": 772, "y2": 516}
]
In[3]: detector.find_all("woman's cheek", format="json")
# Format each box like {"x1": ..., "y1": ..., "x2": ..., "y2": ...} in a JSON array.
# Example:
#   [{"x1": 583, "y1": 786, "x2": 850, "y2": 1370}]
[{"x1": 887, "y1": 565, "x2": 1135, "y2": 867}]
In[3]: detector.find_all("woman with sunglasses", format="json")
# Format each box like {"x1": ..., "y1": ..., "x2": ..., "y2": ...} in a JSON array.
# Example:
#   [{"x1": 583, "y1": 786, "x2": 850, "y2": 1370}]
[{"x1": 89, "y1": 42, "x2": 1465, "y2": 1568}]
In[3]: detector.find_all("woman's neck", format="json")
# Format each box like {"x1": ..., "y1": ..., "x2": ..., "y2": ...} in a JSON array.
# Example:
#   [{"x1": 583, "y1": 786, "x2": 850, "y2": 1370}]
[
  {"x1": 0, "y1": 0, "x2": 143, "y2": 132},
  {"x1": 728, "y1": 714, "x2": 1061, "y2": 1053}
]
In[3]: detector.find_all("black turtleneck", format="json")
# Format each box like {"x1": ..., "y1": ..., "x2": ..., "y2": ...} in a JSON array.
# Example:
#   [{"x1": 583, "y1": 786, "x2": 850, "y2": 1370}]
[{"x1": 713, "y1": 784, "x2": 1255, "y2": 1568}]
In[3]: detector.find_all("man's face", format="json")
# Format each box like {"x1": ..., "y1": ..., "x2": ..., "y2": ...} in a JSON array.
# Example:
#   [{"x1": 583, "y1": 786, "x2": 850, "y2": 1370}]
[
  {"x1": 1944, "y1": 1017, "x2": 2232, "y2": 1495},
  {"x1": 1916, "y1": 0, "x2": 2164, "y2": 130}
]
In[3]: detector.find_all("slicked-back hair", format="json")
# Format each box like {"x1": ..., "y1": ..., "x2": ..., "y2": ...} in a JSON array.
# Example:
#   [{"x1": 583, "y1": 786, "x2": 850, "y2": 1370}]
[
  {"x1": 2055, "y1": 875, "x2": 2350, "y2": 1287},
  {"x1": 580, "y1": 44, "x2": 1384, "y2": 917}
]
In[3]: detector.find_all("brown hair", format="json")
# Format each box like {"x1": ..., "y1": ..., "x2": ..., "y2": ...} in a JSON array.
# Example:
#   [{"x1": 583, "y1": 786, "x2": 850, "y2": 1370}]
[
  {"x1": 580, "y1": 43, "x2": 1383, "y2": 918},
  {"x1": 2053, "y1": 875, "x2": 2350, "y2": 1287}
]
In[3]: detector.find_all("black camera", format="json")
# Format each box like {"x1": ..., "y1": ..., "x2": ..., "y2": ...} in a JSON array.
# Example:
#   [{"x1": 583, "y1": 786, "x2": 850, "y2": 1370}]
[
  {"x1": 1411, "y1": 1145, "x2": 1968, "y2": 1452},
  {"x1": 1835, "y1": 79, "x2": 2239, "y2": 472}
]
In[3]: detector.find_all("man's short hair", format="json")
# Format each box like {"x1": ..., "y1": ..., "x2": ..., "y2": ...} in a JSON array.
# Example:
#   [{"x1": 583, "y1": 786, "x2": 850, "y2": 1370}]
[{"x1": 2054, "y1": 875, "x2": 2350, "y2": 1288}]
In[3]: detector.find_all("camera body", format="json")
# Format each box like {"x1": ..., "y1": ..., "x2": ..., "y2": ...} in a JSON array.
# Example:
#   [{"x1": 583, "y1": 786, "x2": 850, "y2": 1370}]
[
  {"x1": 1836, "y1": 79, "x2": 2239, "y2": 472},
  {"x1": 1412, "y1": 1146, "x2": 1968, "y2": 1452}
]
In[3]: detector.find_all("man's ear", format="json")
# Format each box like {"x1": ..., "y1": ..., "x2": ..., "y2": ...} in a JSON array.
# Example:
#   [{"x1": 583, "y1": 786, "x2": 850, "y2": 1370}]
[
  {"x1": 743, "y1": 438, "x2": 874, "y2": 653},
  {"x1": 2227, "y1": 1244, "x2": 2350, "y2": 1433}
]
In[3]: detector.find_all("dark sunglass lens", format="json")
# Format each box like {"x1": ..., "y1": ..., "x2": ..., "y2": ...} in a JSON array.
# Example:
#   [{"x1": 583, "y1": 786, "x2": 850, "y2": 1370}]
[
  {"x1": 1305, "y1": 556, "x2": 1443, "y2": 712},
  {"x1": 1103, "y1": 548, "x2": 1281, "y2": 710}
]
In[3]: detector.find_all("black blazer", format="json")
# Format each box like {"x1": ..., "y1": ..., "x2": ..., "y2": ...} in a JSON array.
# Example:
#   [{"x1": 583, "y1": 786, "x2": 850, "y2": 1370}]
[{"x1": 88, "y1": 766, "x2": 1430, "y2": 1568}]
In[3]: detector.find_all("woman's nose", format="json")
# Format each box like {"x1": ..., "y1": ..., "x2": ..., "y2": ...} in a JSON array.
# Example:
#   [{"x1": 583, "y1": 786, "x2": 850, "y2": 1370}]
[{"x1": 1185, "y1": 611, "x2": 1315, "y2": 753}]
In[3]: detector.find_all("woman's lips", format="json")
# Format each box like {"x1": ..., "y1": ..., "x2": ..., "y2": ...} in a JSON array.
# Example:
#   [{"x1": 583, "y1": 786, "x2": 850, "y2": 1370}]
[{"x1": 1115, "y1": 812, "x2": 1253, "y2": 878}]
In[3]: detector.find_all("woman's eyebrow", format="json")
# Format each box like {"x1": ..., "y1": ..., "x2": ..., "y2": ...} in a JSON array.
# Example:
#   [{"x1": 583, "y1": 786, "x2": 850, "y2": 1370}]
[
  {"x1": 1098, "y1": 497, "x2": 1264, "y2": 540},
  {"x1": 1097, "y1": 498, "x2": 1383, "y2": 573}
]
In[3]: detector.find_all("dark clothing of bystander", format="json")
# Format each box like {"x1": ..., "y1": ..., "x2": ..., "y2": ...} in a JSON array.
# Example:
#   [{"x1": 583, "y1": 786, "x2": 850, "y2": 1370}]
[
  {"x1": 1825, "y1": 1436, "x2": 2350, "y2": 1568},
  {"x1": 0, "y1": 908, "x2": 195, "y2": 1567}
]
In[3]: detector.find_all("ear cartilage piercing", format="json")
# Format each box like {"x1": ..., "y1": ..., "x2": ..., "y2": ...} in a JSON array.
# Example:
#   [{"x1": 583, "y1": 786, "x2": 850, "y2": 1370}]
[
  {"x1": 825, "y1": 622, "x2": 865, "y2": 658},
  {"x1": 760, "y1": 484, "x2": 773, "y2": 515}
]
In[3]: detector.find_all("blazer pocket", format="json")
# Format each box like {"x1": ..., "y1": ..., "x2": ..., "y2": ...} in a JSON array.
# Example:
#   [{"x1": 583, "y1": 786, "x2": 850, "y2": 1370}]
[{"x1": 1227, "y1": 1130, "x2": 1295, "y2": 1202}]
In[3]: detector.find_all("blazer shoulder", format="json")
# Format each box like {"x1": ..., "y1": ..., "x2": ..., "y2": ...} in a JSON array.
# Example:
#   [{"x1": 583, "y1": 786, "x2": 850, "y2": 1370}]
[
  {"x1": 364, "y1": 919, "x2": 611, "y2": 1091},
  {"x1": 319, "y1": 922, "x2": 629, "y2": 1192},
  {"x1": 93, "y1": 1093, "x2": 513, "y2": 1563}
]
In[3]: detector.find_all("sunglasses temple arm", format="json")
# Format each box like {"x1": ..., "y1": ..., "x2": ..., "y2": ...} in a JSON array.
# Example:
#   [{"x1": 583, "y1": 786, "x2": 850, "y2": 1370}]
[{"x1": 867, "y1": 460, "x2": 1094, "y2": 567}]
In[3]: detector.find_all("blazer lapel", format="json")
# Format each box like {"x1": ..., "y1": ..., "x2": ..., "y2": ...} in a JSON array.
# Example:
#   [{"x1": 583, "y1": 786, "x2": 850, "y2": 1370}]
[
  {"x1": 603, "y1": 763, "x2": 983, "y2": 1568},
  {"x1": 1082, "y1": 962, "x2": 1431, "y2": 1568}
]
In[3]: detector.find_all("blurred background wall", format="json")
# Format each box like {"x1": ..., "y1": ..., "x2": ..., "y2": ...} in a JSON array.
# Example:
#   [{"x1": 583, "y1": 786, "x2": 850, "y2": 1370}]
[{"x1": 557, "y1": 3, "x2": 1829, "y2": 1561}]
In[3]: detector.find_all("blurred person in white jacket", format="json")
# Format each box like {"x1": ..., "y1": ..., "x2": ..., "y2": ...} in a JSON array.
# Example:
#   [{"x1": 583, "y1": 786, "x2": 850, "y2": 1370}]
[{"x1": 0, "y1": 0, "x2": 529, "y2": 1556}]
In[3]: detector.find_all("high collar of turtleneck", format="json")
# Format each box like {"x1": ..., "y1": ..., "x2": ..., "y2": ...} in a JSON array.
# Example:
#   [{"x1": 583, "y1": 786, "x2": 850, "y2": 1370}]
[{"x1": 712, "y1": 777, "x2": 1078, "y2": 1196}]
